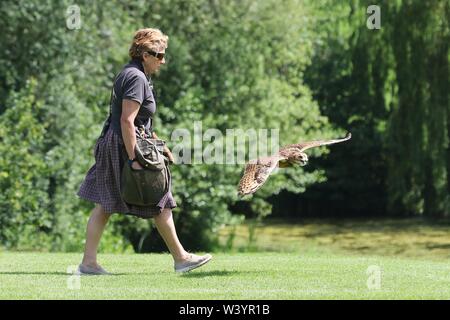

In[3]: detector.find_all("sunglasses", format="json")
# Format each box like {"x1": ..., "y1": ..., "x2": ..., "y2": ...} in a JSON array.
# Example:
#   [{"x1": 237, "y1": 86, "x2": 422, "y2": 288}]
[{"x1": 146, "y1": 50, "x2": 165, "y2": 61}]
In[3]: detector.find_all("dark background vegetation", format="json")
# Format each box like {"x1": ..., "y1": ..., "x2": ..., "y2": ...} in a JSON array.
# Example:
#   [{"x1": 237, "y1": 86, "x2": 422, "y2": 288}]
[{"x1": 0, "y1": 0, "x2": 448, "y2": 253}]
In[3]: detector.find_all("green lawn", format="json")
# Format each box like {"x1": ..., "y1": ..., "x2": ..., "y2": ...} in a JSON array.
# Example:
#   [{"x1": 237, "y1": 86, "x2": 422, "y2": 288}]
[{"x1": 1, "y1": 251, "x2": 449, "y2": 299}]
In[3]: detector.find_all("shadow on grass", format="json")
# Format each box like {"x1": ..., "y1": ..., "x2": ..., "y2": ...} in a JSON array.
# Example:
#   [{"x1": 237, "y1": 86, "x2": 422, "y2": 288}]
[
  {"x1": 0, "y1": 271, "x2": 69, "y2": 276},
  {"x1": 0, "y1": 271, "x2": 131, "y2": 276},
  {"x1": 180, "y1": 270, "x2": 257, "y2": 278}
]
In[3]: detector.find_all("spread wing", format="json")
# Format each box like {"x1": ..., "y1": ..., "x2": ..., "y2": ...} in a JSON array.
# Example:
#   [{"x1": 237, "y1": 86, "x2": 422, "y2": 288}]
[
  {"x1": 238, "y1": 155, "x2": 284, "y2": 196},
  {"x1": 237, "y1": 133, "x2": 351, "y2": 196},
  {"x1": 286, "y1": 132, "x2": 351, "y2": 152}
]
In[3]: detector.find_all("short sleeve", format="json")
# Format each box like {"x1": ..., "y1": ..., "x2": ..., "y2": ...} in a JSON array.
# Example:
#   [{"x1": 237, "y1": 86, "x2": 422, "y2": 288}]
[{"x1": 122, "y1": 74, "x2": 147, "y2": 105}]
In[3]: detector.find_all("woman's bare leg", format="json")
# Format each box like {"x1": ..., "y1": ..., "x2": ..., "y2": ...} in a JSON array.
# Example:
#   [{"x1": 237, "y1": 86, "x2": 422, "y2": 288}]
[
  {"x1": 81, "y1": 203, "x2": 111, "y2": 268},
  {"x1": 153, "y1": 208, "x2": 190, "y2": 263}
]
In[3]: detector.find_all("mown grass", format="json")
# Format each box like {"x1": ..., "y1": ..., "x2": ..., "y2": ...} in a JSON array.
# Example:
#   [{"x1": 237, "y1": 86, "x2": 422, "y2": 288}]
[
  {"x1": 0, "y1": 250, "x2": 449, "y2": 300},
  {"x1": 1, "y1": 218, "x2": 449, "y2": 299}
]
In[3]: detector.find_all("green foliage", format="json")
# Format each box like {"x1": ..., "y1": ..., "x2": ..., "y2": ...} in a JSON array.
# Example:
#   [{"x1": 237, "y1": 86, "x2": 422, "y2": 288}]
[
  {"x1": 299, "y1": 0, "x2": 449, "y2": 218},
  {"x1": 385, "y1": 1, "x2": 450, "y2": 217},
  {"x1": 0, "y1": 0, "x2": 136, "y2": 251},
  {"x1": 0, "y1": 0, "x2": 336, "y2": 252},
  {"x1": 0, "y1": 79, "x2": 51, "y2": 248},
  {"x1": 136, "y1": 0, "x2": 337, "y2": 250},
  {"x1": 294, "y1": 0, "x2": 390, "y2": 217},
  {"x1": 1, "y1": 0, "x2": 447, "y2": 253}
]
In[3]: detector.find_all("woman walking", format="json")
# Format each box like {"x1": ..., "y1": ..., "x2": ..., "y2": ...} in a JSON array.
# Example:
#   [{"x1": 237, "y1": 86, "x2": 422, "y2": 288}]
[{"x1": 77, "y1": 28, "x2": 211, "y2": 275}]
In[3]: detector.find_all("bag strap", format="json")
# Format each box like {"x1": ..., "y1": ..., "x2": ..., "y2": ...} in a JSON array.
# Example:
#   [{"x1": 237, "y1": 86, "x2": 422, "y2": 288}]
[{"x1": 99, "y1": 82, "x2": 116, "y2": 138}]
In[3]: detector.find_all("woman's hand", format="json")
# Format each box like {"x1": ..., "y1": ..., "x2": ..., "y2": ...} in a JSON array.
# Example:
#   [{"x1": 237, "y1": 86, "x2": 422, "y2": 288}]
[
  {"x1": 131, "y1": 160, "x2": 144, "y2": 170},
  {"x1": 153, "y1": 131, "x2": 175, "y2": 164},
  {"x1": 163, "y1": 147, "x2": 175, "y2": 164}
]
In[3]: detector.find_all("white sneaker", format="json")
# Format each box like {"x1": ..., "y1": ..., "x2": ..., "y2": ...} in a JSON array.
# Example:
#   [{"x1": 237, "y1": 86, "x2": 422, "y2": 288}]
[
  {"x1": 174, "y1": 254, "x2": 212, "y2": 273},
  {"x1": 77, "y1": 264, "x2": 111, "y2": 275}
]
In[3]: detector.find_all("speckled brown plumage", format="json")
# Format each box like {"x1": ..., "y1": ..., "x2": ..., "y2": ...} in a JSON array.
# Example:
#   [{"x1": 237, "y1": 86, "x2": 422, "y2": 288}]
[{"x1": 237, "y1": 133, "x2": 351, "y2": 196}]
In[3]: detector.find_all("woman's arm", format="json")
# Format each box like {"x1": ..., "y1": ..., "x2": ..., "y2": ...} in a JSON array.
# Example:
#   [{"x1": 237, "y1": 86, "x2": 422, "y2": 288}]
[
  {"x1": 151, "y1": 131, "x2": 159, "y2": 139},
  {"x1": 121, "y1": 99, "x2": 140, "y2": 160},
  {"x1": 152, "y1": 131, "x2": 175, "y2": 164}
]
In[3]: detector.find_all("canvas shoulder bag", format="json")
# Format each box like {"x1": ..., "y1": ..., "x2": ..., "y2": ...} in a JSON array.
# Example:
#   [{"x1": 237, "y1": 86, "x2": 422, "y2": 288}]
[{"x1": 120, "y1": 126, "x2": 171, "y2": 206}]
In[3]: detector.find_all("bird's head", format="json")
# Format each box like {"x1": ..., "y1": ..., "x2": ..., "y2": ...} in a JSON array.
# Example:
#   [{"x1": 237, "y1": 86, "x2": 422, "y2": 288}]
[{"x1": 294, "y1": 152, "x2": 308, "y2": 166}]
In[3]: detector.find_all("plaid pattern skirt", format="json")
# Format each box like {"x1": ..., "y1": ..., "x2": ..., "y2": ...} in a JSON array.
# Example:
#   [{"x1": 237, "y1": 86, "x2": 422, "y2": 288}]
[{"x1": 77, "y1": 126, "x2": 177, "y2": 219}]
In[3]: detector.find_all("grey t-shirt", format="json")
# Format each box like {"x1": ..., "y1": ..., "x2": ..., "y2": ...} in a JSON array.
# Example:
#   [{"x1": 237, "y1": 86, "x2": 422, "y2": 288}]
[{"x1": 109, "y1": 59, "x2": 156, "y2": 137}]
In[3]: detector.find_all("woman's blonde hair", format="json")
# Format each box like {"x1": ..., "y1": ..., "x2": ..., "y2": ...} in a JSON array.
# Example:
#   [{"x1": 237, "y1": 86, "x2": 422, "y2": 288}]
[{"x1": 129, "y1": 28, "x2": 168, "y2": 60}]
